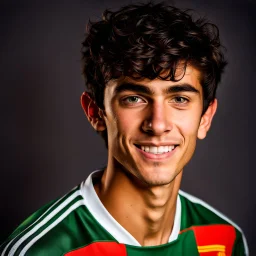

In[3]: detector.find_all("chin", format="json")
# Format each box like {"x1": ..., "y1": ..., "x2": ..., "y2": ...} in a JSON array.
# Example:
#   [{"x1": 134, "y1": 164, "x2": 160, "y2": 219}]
[{"x1": 134, "y1": 169, "x2": 179, "y2": 187}]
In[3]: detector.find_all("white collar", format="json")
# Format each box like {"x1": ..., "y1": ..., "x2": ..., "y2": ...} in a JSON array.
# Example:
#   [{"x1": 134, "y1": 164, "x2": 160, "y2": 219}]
[{"x1": 80, "y1": 170, "x2": 181, "y2": 246}]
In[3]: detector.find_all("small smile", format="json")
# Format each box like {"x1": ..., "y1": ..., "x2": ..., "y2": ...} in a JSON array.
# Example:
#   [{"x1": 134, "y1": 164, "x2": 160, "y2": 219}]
[
  {"x1": 134, "y1": 144, "x2": 178, "y2": 159},
  {"x1": 136, "y1": 145, "x2": 175, "y2": 154}
]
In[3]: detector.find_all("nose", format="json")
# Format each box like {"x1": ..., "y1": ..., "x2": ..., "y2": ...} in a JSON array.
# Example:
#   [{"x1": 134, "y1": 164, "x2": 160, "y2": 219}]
[{"x1": 142, "y1": 101, "x2": 173, "y2": 135}]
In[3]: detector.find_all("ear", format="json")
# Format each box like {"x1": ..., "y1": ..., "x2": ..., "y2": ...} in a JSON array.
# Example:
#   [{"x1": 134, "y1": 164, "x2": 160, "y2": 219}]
[
  {"x1": 81, "y1": 92, "x2": 106, "y2": 132},
  {"x1": 197, "y1": 99, "x2": 218, "y2": 140}
]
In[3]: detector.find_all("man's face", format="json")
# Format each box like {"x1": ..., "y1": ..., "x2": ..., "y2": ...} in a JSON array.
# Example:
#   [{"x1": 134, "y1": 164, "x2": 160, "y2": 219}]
[{"x1": 100, "y1": 66, "x2": 213, "y2": 186}]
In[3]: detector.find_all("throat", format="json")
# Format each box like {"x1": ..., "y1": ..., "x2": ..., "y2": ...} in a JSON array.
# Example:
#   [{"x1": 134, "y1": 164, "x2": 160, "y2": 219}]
[
  {"x1": 139, "y1": 206, "x2": 176, "y2": 246},
  {"x1": 95, "y1": 168, "x2": 181, "y2": 246},
  {"x1": 122, "y1": 187, "x2": 178, "y2": 246}
]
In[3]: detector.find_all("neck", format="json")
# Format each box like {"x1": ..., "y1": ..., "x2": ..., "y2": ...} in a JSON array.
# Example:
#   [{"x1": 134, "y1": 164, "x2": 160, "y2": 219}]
[{"x1": 94, "y1": 164, "x2": 182, "y2": 246}]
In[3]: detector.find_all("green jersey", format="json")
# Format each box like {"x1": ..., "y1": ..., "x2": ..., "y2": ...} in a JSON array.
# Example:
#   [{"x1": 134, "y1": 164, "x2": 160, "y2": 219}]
[{"x1": 0, "y1": 171, "x2": 248, "y2": 256}]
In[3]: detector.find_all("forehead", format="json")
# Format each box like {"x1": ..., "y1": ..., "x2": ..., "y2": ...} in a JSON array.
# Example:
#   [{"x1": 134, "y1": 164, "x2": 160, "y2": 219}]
[{"x1": 105, "y1": 66, "x2": 203, "y2": 95}]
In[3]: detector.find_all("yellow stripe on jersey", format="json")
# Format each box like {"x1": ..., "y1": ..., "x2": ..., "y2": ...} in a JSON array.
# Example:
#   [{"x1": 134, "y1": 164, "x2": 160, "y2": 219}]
[{"x1": 198, "y1": 244, "x2": 226, "y2": 253}]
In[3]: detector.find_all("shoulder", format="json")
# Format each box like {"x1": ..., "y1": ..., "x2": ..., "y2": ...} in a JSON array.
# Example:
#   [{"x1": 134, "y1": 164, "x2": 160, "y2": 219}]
[
  {"x1": 178, "y1": 190, "x2": 249, "y2": 256},
  {"x1": 0, "y1": 184, "x2": 84, "y2": 256}
]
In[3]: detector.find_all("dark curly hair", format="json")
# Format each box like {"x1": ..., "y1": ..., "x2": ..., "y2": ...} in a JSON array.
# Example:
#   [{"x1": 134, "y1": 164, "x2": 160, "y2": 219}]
[{"x1": 81, "y1": 1, "x2": 227, "y2": 137}]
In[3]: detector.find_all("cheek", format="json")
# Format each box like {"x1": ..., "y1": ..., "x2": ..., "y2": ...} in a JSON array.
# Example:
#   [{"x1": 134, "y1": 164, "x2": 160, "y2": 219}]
[
  {"x1": 105, "y1": 111, "x2": 136, "y2": 149},
  {"x1": 115, "y1": 109, "x2": 142, "y2": 134},
  {"x1": 176, "y1": 112, "x2": 201, "y2": 137},
  {"x1": 117, "y1": 116, "x2": 133, "y2": 131},
  {"x1": 176, "y1": 114, "x2": 201, "y2": 164}
]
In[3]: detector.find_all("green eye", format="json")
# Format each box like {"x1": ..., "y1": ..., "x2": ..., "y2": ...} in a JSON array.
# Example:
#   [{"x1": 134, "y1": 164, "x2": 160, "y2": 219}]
[
  {"x1": 121, "y1": 96, "x2": 145, "y2": 106},
  {"x1": 126, "y1": 96, "x2": 140, "y2": 102},
  {"x1": 174, "y1": 97, "x2": 188, "y2": 103}
]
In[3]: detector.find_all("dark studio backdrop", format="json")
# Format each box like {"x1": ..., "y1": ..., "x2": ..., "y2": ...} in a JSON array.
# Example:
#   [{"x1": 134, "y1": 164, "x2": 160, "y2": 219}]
[{"x1": 1, "y1": 0, "x2": 255, "y2": 254}]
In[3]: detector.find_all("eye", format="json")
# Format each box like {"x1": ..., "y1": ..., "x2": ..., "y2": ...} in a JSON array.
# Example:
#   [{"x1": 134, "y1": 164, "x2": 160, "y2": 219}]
[
  {"x1": 125, "y1": 96, "x2": 141, "y2": 103},
  {"x1": 172, "y1": 96, "x2": 188, "y2": 104},
  {"x1": 122, "y1": 96, "x2": 145, "y2": 105}
]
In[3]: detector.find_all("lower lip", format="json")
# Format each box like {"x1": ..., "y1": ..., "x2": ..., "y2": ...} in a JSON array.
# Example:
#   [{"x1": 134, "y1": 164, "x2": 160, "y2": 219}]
[{"x1": 135, "y1": 146, "x2": 176, "y2": 160}]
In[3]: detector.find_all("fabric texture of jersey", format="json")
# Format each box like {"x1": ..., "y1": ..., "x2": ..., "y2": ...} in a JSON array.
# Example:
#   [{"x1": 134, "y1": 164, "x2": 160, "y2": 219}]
[{"x1": 0, "y1": 170, "x2": 249, "y2": 256}]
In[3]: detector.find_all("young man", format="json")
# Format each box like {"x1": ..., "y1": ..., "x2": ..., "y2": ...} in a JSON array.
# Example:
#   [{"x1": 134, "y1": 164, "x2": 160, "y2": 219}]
[{"x1": 0, "y1": 2, "x2": 249, "y2": 256}]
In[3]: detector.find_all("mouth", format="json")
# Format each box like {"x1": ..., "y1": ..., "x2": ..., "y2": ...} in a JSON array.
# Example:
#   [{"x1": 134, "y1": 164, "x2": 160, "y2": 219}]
[{"x1": 135, "y1": 144, "x2": 177, "y2": 155}]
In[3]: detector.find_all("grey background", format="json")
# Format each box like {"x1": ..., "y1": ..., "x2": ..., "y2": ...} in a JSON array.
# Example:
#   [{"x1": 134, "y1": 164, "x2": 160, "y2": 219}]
[{"x1": 1, "y1": 0, "x2": 255, "y2": 254}]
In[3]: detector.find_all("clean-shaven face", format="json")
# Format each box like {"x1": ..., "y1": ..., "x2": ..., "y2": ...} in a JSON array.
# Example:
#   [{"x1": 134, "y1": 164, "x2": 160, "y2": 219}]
[{"x1": 103, "y1": 66, "x2": 204, "y2": 186}]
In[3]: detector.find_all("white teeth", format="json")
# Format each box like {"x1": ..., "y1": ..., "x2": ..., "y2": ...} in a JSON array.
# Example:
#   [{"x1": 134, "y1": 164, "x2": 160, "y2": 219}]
[
  {"x1": 149, "y1": 147, "x2": 158, "y2": 154},
  {"x1": 139, "y1": 145, "x2": 175, "y2": 154},
  {"x1": 157, "y1": 146, "x2": 164, "y2": 154},
  {"x1": 169, "y1": 146, "x2": 174, "y2": 151}
]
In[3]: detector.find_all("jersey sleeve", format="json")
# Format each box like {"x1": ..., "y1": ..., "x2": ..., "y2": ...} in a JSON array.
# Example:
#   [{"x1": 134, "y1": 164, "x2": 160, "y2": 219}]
[
  {"x1": 231, "y1": 229, "x2": 249, "y2": 256},
  {"x1": 0, "y1": 199, "x2": 57, "y2": 255}
]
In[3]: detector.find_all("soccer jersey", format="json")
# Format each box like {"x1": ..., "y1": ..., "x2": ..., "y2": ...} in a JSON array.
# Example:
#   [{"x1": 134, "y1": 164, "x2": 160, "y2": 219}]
[{"x1": 0, "y1": 170, "x2": 249, "y2": 256}]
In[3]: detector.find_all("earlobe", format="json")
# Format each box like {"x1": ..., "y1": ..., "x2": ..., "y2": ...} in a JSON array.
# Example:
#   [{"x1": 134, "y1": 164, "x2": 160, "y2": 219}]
[
  {"x1": 197, "y1": 99, "x2": 218, "y2": 140},
  {"x1": 81, "y1": 92, "x2": 106, "y2": 132}
]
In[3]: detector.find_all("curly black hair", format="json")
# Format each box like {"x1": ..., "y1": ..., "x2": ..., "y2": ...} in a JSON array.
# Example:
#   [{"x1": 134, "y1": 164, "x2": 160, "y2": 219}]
[{"x1": 81, "y1": 1, "x2": 227, "y2": 116}]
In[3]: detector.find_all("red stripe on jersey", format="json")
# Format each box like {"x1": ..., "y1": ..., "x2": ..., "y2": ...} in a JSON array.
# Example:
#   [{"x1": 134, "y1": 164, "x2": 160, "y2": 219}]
[
  {"x1": 64, "y1": 241, "x2": 127, "y2": 256},
  {"x1": 191, "y1": 224, "x2": 236, "y2": 256}
]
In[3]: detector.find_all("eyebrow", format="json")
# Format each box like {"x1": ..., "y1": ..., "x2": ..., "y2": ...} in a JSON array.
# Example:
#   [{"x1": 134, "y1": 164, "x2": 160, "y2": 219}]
[
  {"x1": 115, "y1": 83, "x2": 154, "y2": 95},
  {"x1": 165, "y1": 83, "x2": 200, "y2": 94},
  {"x1": 114, "y1": 82, "x2": 200, "y2": 95}
]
